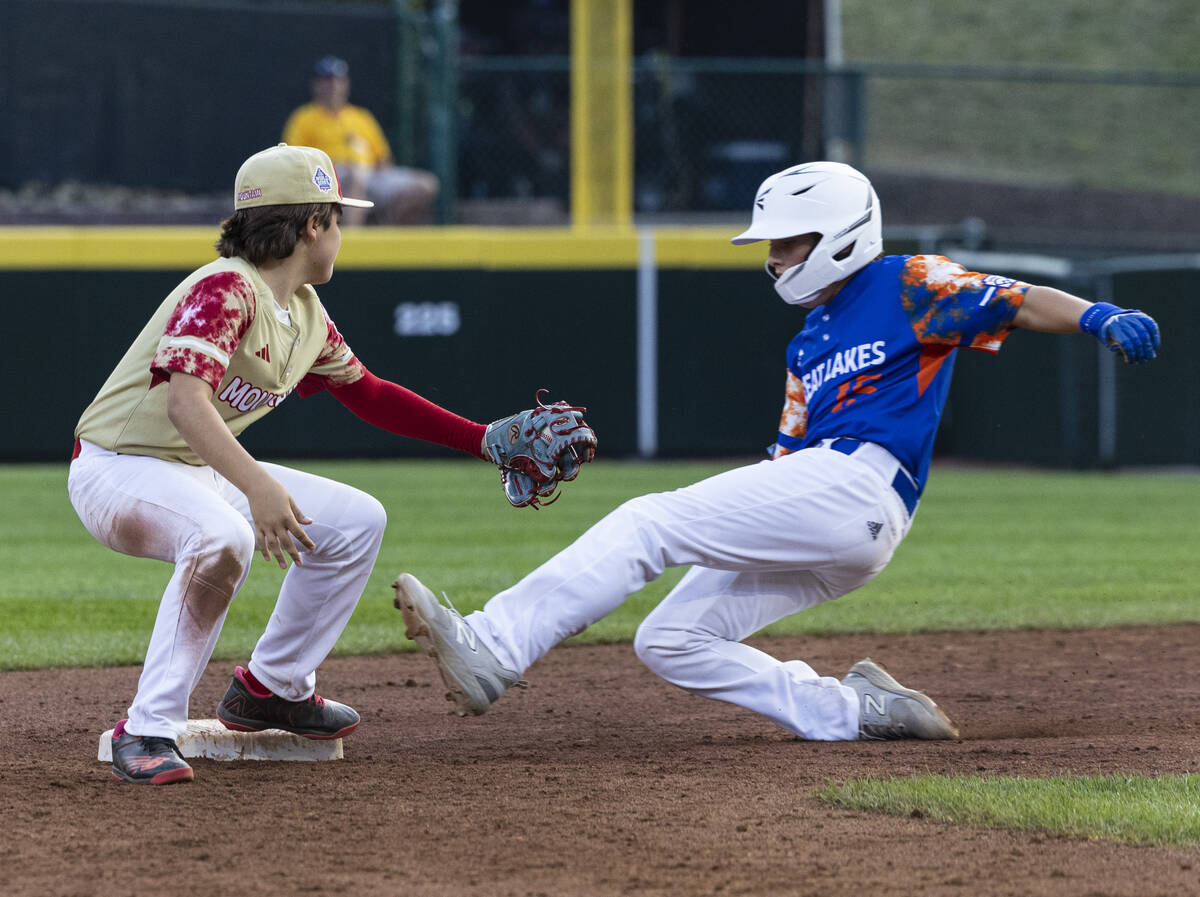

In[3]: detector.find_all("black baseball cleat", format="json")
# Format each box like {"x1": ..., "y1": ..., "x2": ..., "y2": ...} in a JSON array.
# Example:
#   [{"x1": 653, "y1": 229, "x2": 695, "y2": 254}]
[
  {"x1": 110, "y1": 719, "x2": 194, "y2": 785},
  {"x1": 216, "y1": 666, "x2": 359, "y2": 739}
]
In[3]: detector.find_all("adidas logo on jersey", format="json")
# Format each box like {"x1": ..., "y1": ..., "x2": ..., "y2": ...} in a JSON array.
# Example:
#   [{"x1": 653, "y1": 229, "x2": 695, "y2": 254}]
[
  {"x1": 255, "y1": 345, "x2": 271, "y2": 362},
  {"x1": 867, "y1": 521, "x2": 883, "y2": 540}
]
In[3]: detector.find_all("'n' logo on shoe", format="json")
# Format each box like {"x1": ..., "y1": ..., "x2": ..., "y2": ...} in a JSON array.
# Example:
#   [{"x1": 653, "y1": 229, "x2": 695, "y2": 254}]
[
  {"x1": 452, "y1": 615, "x2": 478, "y2": 652},
  {"x1": 863, "y1": 693, "x2": 887, "y2": 715}
]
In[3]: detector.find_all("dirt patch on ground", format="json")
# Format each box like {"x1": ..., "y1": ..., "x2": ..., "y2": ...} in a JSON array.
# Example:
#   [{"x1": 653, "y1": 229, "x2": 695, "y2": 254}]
[{"x1": 4, "y1": 624, "x2": 1199, "y2": 897}]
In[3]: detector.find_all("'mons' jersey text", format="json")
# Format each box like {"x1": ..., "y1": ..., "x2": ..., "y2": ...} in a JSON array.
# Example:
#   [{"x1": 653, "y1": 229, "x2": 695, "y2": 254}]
[
  {"x1": 773, "y1": 254, "x2": 1030, "y2": 493},
  {"x1": 76, "y1": 256, "x2": 363, "y2": 464}
]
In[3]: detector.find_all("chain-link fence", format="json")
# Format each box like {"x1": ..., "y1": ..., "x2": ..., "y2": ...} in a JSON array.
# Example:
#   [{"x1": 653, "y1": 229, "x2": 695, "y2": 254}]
[
  {"x1": 452, "y1": 54, "x2": 1200, "y2": 252},
  {"x1": 456, "y1": 56, "x2": 1200, "y2": 213},
  {"x1": 2, "y1": 0, "x2": 1198, "y2": 247},
  {"x1": 455, "y1": 56, "x2": 821, "y2": 221}
]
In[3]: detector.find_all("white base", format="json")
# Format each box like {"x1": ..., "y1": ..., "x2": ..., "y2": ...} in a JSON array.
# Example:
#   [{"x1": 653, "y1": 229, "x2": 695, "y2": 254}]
[{"x1": 98, "y1": 718, "x2": 343, "y2": 763}]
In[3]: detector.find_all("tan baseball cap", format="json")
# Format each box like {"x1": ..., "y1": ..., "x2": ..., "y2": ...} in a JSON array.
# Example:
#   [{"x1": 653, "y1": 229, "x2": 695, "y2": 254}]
[{"x1": 233, "y1": 143, "x2": 373, "y2": 211}]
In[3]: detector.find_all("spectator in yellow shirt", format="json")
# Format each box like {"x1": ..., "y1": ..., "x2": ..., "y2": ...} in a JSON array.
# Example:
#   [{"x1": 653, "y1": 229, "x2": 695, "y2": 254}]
[{"x1": 283, "y1": 56, "x2": 439, "y2": 225}]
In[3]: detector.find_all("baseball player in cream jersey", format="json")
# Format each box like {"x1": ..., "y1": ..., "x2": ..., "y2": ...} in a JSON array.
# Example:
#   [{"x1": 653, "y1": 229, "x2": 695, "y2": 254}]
[
  {"x1": 69, "y1": 144, "x2": 593, "y2": 785},
  {"x1": 396, "y1": 161, "x2": 1160, "y2": 742}
]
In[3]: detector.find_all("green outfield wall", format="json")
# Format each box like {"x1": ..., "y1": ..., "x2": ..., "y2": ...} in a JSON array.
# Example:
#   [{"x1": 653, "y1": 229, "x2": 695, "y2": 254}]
[{"x1": 3, "y1": 227, "x2": 1195, "y2": 467}]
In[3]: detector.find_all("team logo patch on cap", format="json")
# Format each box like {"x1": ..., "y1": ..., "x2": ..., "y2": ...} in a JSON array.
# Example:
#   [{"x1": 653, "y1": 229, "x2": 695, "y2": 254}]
[
  {"x1": 237, "y1": 188, "x2": 262, "y2": 202},
  {"x1": 312, "y1": 166, "x2": 334, "y2": 194}
]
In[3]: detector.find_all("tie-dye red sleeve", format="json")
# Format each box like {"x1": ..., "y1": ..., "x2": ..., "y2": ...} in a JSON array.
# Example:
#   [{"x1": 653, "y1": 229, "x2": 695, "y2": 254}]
[
  {"x1": 151, "y1": 272, "x2": 256, "y2": 389},
  {"x1": 296, "y1": 308, "x2": 366, "y2": 397}
]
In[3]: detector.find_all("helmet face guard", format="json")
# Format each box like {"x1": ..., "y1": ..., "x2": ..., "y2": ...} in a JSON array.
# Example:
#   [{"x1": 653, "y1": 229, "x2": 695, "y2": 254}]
[
  {"x1": 732, "y1": 162, "x2": 882, "y2": 306},
  {"x1": 763, "y1": 253, "x2": 845, "y2": 308}
]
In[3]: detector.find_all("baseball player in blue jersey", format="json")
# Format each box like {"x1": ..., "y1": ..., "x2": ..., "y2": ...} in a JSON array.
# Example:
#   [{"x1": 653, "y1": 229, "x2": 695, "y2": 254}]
[{"x1": 395, "y1": 161, "x2": 1160, "y2": 742}]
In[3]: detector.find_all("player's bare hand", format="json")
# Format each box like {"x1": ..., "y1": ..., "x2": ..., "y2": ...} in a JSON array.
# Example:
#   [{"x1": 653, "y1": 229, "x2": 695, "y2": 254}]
[{"x1": 246, "y1": 480, "x2": 315, "y2": 569}]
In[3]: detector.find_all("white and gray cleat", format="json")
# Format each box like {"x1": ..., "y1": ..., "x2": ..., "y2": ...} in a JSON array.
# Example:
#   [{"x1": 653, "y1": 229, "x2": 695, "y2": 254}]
[
  {"x1": 393, "y1": 573, "x2": 524, "y2": 716},
  {"x1": 842, "y1": 658, "x2": 959, "y2": 741}
]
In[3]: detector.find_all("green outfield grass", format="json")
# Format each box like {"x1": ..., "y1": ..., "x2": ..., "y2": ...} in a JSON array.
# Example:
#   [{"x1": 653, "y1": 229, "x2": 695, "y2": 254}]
[
  {"x1": 819, "y1": 774, "x2": 1200, "y2": 847},
  {"x1": 1, "y1": 458, "x2": 1198, "y2": 670}
]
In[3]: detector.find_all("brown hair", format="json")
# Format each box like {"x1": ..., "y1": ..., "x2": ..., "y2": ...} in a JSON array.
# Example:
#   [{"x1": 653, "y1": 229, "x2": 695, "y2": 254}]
[{"x1": 216, "y1": 203, "x2": 340, "y2": 265}]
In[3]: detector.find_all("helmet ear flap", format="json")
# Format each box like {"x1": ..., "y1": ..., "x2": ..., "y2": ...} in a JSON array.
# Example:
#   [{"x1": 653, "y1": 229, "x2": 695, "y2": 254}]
[{"x1": 832, "y1": 241, "x2": 856, "y2": 262}]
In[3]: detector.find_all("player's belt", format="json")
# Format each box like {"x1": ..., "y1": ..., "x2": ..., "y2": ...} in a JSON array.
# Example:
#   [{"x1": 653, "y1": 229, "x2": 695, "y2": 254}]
[{"x1": 824, "y1": 437, "x2": 920, "y2": 518}]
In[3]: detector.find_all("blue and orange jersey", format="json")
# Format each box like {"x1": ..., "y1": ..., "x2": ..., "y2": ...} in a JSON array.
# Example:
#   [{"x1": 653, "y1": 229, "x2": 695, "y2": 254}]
[{"x1": 773, "y1": 254, "x2": 1030, "y2": 493}]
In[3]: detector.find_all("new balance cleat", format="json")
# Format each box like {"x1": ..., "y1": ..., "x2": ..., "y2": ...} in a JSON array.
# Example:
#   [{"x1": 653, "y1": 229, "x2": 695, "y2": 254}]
[
  {"x1": 216, "y1": 666, "x2": 359, "y2": 739},
  {"x1": 842, "y1": 658, "x2": 959, "y2": 741},
  {"x1": 393, "y1": 573, "x2": 523, "y2": 716},
  {"x1": 110, "y1": 719, "x2": 194, "y2": 785}
]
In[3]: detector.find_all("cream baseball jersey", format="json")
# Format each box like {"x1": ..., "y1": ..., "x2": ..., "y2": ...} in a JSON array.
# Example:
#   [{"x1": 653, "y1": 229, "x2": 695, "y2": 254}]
[{"x1": 75, "y1": 255, "x2": 362, "y2": 464}]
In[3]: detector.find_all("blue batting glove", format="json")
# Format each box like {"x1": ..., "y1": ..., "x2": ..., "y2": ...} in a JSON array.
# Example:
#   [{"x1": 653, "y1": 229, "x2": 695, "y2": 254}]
[
  {"x1": 1078, "y1": 302, "x2": 1161, "y2": 364},
  {"x1": 1102, "y1": 312, "x2": 1160, "y2": 363}
]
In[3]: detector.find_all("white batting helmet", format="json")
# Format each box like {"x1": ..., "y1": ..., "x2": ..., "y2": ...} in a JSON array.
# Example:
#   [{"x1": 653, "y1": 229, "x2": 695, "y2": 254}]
[{"x1": 731, "y1": 161, "x2": 882, "y2": 307}]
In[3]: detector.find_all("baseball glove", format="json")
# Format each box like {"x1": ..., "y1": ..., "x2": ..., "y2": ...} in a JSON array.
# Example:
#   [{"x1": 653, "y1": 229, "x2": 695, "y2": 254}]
[{"x1": 484, "y1": 391, "x2": 597, "y2": 508}]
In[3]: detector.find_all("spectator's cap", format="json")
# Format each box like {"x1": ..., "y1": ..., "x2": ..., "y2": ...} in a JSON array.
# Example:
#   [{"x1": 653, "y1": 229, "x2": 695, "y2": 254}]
[
  {"x1": 234, "y1": 143, "x2": 373, "y2": 211},
  {"x1": 313, "y1": 55, "x2": 349, "y2": 79}
]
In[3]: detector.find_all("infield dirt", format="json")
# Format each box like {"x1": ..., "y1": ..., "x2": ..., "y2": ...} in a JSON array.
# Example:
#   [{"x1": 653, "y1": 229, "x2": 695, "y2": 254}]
[{"x1": 5, "y1": 624, "x2": 1199, "y2": 897}]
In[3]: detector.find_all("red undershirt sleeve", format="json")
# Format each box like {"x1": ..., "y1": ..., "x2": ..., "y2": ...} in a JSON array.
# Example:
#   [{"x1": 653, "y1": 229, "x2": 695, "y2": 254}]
[{"x1": 327, "y1": 368, "x2": 489, "y2": 460}]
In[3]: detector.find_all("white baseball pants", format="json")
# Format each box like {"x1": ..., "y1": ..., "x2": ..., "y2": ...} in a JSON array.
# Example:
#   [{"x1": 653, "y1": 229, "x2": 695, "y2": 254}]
[
  {"x1": 468, "y1": 445, "x2": 912, "y2": 741},
  {"x1": 68, "y1": 440, "x2": 386, "y2": 740}
]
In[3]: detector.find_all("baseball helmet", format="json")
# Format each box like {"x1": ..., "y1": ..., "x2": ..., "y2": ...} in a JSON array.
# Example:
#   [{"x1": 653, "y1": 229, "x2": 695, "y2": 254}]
[{"x1": 731, "y1": 161, "x2": 882, "y2": 307}]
